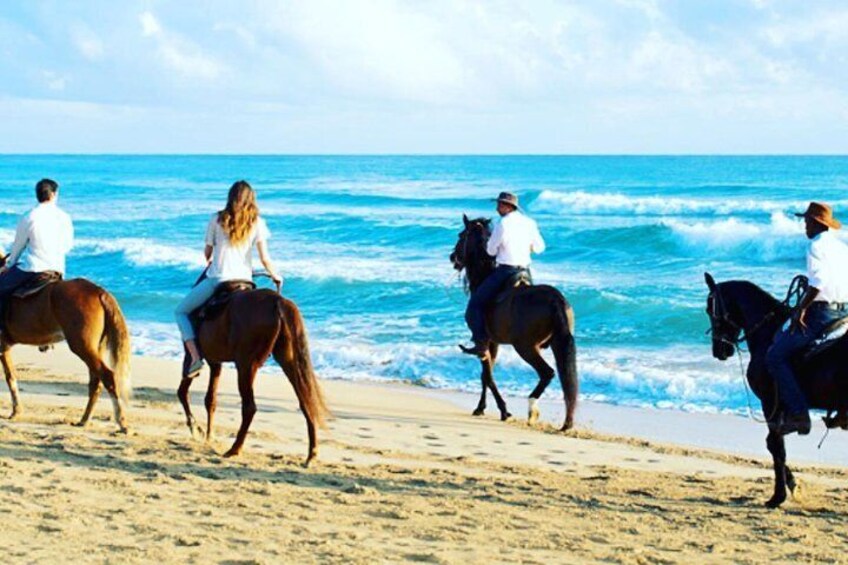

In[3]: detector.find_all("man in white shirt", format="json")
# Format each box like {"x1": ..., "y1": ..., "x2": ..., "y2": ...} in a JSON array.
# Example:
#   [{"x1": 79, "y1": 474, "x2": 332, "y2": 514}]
[
  {"x1": 766, "y1": 202, "x2": 848, "y2": 435},
  {"x1": 0, "y1": 179, "x2": 74, "y2": 297},
  {"x1": 462, "y1": 192, "x2": 545, "y2": 357}
]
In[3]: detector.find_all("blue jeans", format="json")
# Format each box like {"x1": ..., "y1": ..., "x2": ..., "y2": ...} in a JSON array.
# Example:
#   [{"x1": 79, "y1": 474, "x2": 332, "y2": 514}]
[
  {"x1": 465, "y1": 265, "x2": 524, "y2": 343},
  {"x1": 0, "y1": 266, "x2": 36, "y2": 297},
  {"x1": 174, "y1": 277, "x2": 220, "y2": 341},
  {"x1": 765, "y1": 303, "x2": 847, "y2": 415}
]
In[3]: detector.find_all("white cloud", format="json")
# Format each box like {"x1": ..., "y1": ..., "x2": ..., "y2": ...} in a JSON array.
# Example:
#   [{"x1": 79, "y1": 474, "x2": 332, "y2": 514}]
[
  {"x1": 139, "y1": 11, "x2": 162, "y2": 37},
  {"x1": 138, "y1": 10, "x2": 224, "y2": 80},
  {"x1": 42, "y1": 71, "x2": 67, "y2": 91},
  {"x1": 71, "y1": 26, "x2": 104, "y2": 60}
]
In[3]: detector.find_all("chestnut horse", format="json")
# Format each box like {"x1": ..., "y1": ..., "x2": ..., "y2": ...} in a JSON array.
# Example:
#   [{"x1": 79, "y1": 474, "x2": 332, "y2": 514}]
[
  {"x1": 0, "y1": 260, "x2": 131, "y2": 431},
  {"x1": 177, "y1": 283, "x2": 328, "y2": 466},
  {"x1": 450, "y1": 215, "x2": 578, "y2": 430}
]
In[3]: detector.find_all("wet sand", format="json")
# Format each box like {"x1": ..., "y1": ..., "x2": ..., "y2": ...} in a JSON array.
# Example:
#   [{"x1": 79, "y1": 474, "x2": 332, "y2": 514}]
[{"x1": 1, "y1": 345, "x2": 847, "y2": 564}]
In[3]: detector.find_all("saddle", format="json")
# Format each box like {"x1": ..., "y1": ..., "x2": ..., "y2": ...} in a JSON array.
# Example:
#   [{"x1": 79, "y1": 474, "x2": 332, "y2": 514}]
[
  {"x1": 189, "y1": 280, "x2": 256, "y2": 327},
  {"x1": 494, "y1": 269, "x2": 533, "y2": 304},
  {"x1": 11, "y1": 271, "x2": 62, "y2": 298},
  {"x1": 801, "y1": 317, "x2": 848, "y2": 361}
]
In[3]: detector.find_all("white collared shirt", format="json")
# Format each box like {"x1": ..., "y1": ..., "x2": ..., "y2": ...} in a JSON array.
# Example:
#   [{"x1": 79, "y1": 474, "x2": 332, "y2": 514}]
[
  {"x1": 205, "y1": 214, "x2": 270, "y2": 281},
  {"x1": 486, "y1": 210, "x2": 545, "y2": 268},
  {"x1": 807, "y1": 230, "x2": 848, "y2": 303},
  {"x1": 7, "y1": 201, "x2": 74, "y2": 274}
]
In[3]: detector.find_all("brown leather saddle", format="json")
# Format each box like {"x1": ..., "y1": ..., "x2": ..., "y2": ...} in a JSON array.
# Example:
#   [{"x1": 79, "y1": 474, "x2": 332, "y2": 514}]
[
  {"x1": 494, "y1": 269, "x2": 533, "y2": 304},
  {"x1": 11, "y1": 271, "x2": 63, "y2": 298},
  {"x1": 189, "y1": 280, "x2": 256, "y2": 327}
]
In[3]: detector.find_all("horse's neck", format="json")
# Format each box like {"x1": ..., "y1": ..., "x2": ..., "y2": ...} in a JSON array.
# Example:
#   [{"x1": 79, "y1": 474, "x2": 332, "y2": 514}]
[
  {"x1": 730, "y1": 284, "x2": 786, "y2": 356},
  {"x1": 466, "y1": 260, "x2": 494, "y2": 291}
]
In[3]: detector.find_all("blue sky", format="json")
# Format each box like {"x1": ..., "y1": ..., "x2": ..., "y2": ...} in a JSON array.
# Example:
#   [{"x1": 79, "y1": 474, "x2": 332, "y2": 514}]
[{"x1": 0, "y1": 1, "x2": 846, "y2": 153}]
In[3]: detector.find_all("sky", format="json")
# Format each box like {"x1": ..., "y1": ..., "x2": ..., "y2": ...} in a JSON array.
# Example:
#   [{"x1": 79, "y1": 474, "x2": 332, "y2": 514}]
[{"x1": 0, "y1": 0, "x2": 847, "y2": 154}]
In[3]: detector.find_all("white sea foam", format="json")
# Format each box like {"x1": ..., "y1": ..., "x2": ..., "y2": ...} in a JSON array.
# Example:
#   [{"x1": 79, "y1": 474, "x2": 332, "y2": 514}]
[
  {"x1": 74, "y1": 237, "x2": 207, "y2": 269},
  {"x1": 663, "y1": 212, "x2": 818, "y2": 261},
  {"x1": 532, "y1": 190, "x2": 847, "y2": 218}
]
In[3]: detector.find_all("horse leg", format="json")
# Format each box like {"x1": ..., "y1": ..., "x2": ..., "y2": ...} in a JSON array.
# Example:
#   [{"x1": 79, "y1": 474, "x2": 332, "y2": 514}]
[
  {"x1": 75, "y1": 372, "x2": 102, "y2": 429},
  {"x1": 204, "y1": 362, "x2": 222, "y2": 442},
  {"x1": 765, "y1": 430, "x2": 788, "y2": 508},
  {"x1": 177, "y1": 374, "x2": 205, "y2": 440},
  {"x1": 484, "y1": 344, "x2": 510, "y2": 420},
  {"x1": 472, "y1": 357, "x2": 488, "y2": 417},
  {"x1": 514, "y1": 344, "x2": 555, "y2": 425},
  {"x1": 0, "y1": 349, "x2": 22, "y2": 419},
  {"x1": 223, "y1": 362, "x2": 259, "y2": 458}
]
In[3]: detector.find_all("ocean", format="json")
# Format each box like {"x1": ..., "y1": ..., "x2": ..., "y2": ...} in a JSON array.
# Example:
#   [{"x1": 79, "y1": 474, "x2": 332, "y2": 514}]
[{"x1": 1, "y1": 155, "x2": 846, "y2": 415}]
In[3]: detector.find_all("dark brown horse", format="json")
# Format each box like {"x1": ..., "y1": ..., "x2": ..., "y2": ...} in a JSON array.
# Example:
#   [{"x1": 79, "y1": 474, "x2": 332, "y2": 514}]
[
  {"x1": 450, "y1": 215, "x2": 578, "y2": 430},
  {"x1": 704, "y1": 272, "x2": 848, "y2": 507},
  {"x1": 0, "y1": 263, "x2": 132, "y2": 431},
  {"x1": 177, "y1": 283, "x2": 328, "y2": 466}
]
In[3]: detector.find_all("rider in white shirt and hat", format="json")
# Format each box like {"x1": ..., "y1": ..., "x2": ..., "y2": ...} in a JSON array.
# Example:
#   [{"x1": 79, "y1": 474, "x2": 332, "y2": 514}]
[
  {"x1": 766, "y1": 202, "x2": 848, "y2": 435},
  {"x1": 462, "y1": 191, "x2": 545, "y2": 357}
]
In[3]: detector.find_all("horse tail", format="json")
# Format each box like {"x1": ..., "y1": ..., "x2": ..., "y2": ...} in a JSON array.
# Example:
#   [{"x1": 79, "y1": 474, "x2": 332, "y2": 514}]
[
  {"x1": 551, "y1": 293, "x2": 578, "y2": 419},
  {"x1": 274, "y1": 297, "x2": 328, "y2": 429},
  {"x1": 99, "y1": 292, "x2": 132, "y2": 402}
]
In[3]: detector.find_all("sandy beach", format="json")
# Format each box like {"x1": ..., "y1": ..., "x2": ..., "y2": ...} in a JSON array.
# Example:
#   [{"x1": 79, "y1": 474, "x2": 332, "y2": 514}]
[{"x1": 2, "y1": 345, "x2": 848, "y2": 564}]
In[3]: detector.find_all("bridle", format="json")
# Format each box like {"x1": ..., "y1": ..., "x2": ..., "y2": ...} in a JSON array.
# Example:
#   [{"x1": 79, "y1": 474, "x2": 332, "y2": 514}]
[
  {"x1": 452, "y1": 220, "x2": 491, "y2": 272},
  {"x1": 707, "y1": 276, "x2": 806, "y2": 348}
]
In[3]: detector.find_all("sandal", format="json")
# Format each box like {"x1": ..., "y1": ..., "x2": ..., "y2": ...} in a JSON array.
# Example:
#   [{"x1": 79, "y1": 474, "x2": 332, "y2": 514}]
[{"x1": 185, "y1": 358, "x2": 205, "y2": 379}]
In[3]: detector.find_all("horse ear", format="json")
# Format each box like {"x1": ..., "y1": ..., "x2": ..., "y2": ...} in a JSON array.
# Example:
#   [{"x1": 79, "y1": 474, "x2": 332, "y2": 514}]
[
  {"x1": 462, "y1": 214, "x2": 469, "y2": 228},
  {"x1": 704, "y1": 272, "x2": 717, "y2": 291}
]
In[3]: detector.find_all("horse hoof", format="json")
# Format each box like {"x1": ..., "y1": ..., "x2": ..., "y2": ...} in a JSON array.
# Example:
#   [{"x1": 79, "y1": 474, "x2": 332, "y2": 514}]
[
  {"x1": 304, "y1": 452, "x2": 318, "y2": 468},
  {"x1": 223, "y1": 448, "x2": 240, "y2": 458},
  {"x1": 527, "y1": 399, "x2": 540, "y2": 424},
  {"x1": 789, "y1": 481, "x2": 804, "y2": 503},
  {"x1": 765, "y1": 494, "x2": 786, "y2": 509},
  {"x1": 117, "y1": 426, "x2": 130, "y2": 435},
  {"x1": 472, "y1": 408, "x2": 485, "y2": 417},
  {"x1": 561, "y1": 420, "x2": 574, "y2": 432},
  {"x1": 72, "y1": 420, "x2": 88, "y2": 428},
  {"x1": 501, "y1": 412, "x2": 513, "y2": 422},
  {"x1": 8, "y1": 409, "x2": 21, "y2": 421}
]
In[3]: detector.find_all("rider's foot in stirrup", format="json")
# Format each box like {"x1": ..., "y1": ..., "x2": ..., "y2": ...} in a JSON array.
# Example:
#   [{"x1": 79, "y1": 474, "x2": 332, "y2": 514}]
[
  {"x1": 780, "y1": 412, "x2": 812, "y2": 436},
  {"x1": 185, "y1": 357, "x2": 205, "y2": 379},
  {"x1": 459, "y1": 341, "x2": 489, "y2": 358}
]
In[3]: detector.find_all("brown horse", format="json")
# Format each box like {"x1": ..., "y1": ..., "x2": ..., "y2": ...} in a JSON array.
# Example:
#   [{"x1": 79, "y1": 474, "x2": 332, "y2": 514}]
[
  {"x1": 0, "y1": 265, "x2": 132, "y2": 432},
  {"x1": 450, "y1": 215, "x2": 578, "y2": 430},
  {"x1": 177, "y1": 283, "x2": 328, "y2": 466}
]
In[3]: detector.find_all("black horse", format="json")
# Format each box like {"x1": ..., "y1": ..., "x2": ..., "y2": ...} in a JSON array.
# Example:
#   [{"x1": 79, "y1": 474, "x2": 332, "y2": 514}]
[
  {"x1": 704, "y1": 272, "x2": 848, "y2": 507},
  {"x1": 450, "y1": 215, "x2": 578, "y2": 430}
]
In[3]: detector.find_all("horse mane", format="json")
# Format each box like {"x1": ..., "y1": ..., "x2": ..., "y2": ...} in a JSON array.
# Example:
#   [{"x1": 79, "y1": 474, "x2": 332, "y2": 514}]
[{"x1": 461, "y1": 217, "x2": 495, "y2": 293}]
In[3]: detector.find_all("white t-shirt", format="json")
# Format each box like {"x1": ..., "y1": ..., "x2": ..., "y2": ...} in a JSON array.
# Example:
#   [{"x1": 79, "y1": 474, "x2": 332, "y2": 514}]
[
  {"x1": 807, "y1": 230, "x2": 848, "y2": 303},
  {"x1": 486, "y1": 210, "x2": 545, "y2": 268},
  {"x1": 7, "y1": 201, "x2": 74, "y2": 274},
  {"x1": 204, "y1": 214, "x2": 270, "y2": 281}
]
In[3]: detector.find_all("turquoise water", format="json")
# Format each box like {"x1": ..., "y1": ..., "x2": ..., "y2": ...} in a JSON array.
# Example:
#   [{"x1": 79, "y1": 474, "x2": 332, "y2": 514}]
[{"x1": 1, "y1": 155, "x2": 847, "y2": 413}]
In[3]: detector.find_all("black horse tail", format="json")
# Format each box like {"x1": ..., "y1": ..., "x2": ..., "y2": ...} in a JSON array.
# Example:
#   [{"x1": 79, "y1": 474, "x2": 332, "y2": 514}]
[{"x1": 551, "y1": 293, "x2": 578, "y2": 427}]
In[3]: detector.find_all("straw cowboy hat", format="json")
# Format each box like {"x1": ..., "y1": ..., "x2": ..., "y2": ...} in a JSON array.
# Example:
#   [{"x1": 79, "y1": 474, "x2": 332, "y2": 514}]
[
  {"x1": 795, "y1": 202, "x2": 841, "y2": 230},
  {"x1": 492, "y1": 191, "x2": 520, "y2": 209}
]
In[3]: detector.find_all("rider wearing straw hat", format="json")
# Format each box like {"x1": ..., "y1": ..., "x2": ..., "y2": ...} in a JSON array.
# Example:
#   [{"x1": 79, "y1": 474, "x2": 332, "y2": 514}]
[
  {"x1": 766, "y1": 202, "x2": 848, "y2": 435},
  {"x1": 461, "y1": 191, "x2": 545, "y2": 358}
]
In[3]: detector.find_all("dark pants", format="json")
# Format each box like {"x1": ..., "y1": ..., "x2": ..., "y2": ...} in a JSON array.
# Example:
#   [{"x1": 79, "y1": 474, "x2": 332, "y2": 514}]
[
  {"x1": 465, "y1": 265, "x2": 524, "y2": 343},
  {"x1": 0, "y1": 266, "x2": 36, "y2": 297},
  {"x1": 765, "y1": 302, "x2": 848, "y2": 415}
]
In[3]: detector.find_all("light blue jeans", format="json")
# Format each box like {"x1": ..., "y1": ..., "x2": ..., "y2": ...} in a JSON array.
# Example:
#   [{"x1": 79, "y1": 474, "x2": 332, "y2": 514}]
[{"x1": 174, "y1": 277, "x2": 220, "y2": 341}]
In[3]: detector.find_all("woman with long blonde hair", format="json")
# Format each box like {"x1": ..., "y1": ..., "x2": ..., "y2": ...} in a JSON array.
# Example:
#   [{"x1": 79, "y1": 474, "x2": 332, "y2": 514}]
[{"x1": 175, "y1": 180, "x2": 282, "y2": 377}]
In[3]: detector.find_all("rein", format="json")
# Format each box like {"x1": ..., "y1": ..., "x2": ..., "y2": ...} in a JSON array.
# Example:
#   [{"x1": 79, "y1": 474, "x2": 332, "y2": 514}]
[{"x1": 708, "y1": 275, "x2": 808, "y2": 423}]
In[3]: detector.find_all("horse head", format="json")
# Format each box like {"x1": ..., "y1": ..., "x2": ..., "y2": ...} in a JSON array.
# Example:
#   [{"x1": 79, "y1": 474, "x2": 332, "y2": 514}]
[
  {"x1": 450, "y1": 214, "x2": 492, "y2": 273},
  {"x1": 704, "y1": 272, "x2": 742, "y2": 361}
]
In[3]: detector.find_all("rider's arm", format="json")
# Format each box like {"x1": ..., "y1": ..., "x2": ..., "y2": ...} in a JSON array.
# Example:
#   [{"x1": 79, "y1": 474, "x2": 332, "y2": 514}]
[
  {"x1": 204, "y1": 245, "x2": 213, "y2": 264},
  {"x1": 486, "y1": 222, "x2": 503, "y2": 257},
  {"x1": 531, "y1": 221, "x2": 545, "y2": 254},
  {"x1": 256, "y1": 240, "x2": 281, "y2": 283},
  {"x1": 5, "y1": 215, "x2": 30, "y2": 269}
]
